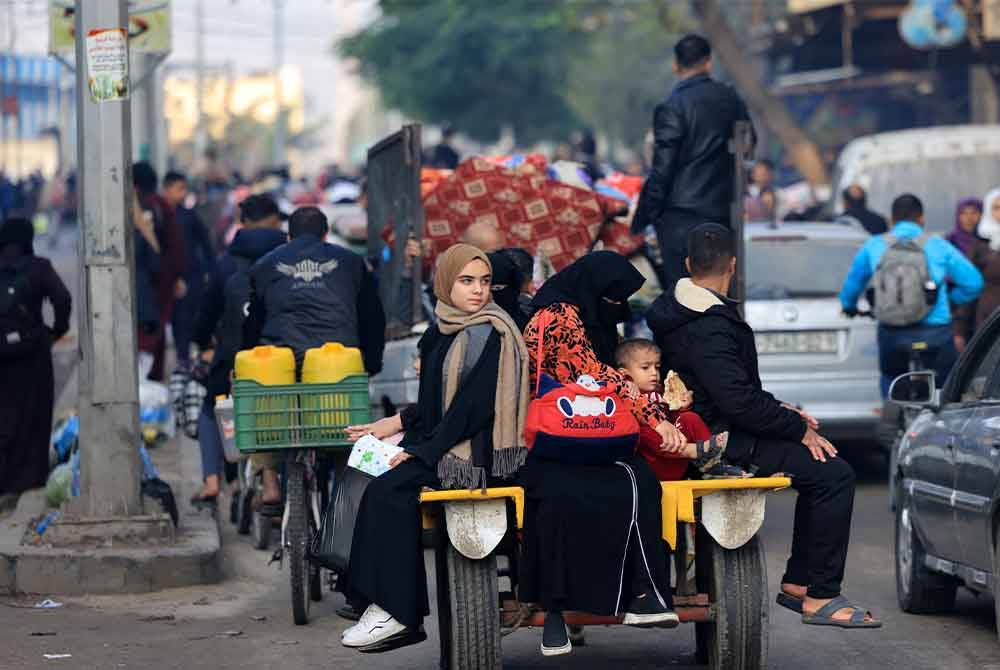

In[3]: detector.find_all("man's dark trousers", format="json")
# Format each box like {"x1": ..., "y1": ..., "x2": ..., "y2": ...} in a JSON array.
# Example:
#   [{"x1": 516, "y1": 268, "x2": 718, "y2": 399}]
[
  {"x1": 654, "y1": 209, "x2": 728, "y2": 290},
  {"x1": 731, "y1": 434, "x2": 856, "y2": 599}
]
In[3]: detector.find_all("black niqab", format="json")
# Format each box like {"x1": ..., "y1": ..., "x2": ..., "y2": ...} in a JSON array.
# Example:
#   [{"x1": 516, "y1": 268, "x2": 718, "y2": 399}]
[
  {"x1": 487, "y1": 251, "x2": 528, "y2": 330},
  {"x1": 531, "y1": 250, "x2": 644, "y2": 365}
]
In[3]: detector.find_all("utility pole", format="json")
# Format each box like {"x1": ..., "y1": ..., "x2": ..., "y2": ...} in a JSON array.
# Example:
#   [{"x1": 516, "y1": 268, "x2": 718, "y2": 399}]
[
  {"x1": 272, "y1": 0, "x2": 286, "y2": 167},
  {"x1": 73, "y1": 0, "x2": 143, "y2": 518},
  {"x1": 194, "y1": 0, "x2": 207, "y2": 160}
]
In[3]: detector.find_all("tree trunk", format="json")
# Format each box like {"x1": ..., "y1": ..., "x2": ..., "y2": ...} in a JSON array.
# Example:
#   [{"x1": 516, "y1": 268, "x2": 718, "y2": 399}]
[{"x1": 689, "y1": 0, "x2": 830, "y2": 186}]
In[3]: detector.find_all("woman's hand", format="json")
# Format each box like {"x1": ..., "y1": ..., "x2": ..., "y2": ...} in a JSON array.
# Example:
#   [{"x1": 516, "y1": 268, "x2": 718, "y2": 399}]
[
  {"x1": 345, "y1": 414, "x2": 403, "y2": 442},
  {"x1": 654, "y1": 420, "x2": 686, "y2": 454},
  {"x1": 389, "y1": 452, "x2": 413, "y2": 469}
]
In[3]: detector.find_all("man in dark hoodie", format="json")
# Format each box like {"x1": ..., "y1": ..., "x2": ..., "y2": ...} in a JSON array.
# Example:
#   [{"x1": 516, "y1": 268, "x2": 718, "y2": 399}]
[
  {"x1": 189, "y1": 194, "x2": 287, "y2": 504},
  {"x1": 647, "y1": 223, "x2": 880, "y2": 629}
]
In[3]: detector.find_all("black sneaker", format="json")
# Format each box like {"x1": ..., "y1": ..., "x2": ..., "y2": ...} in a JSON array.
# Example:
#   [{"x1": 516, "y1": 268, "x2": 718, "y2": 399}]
[
  {"x1": 541, "y1": 611, "x2": 572, "y2": 657},
  {"x1": 623, "y1": 590, "x2": 679, "y2": 628}
]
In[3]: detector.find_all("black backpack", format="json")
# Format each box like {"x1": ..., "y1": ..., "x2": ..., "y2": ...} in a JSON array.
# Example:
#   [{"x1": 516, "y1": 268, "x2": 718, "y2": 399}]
[
  {"x1": 0, "y1": 257, "x2": 47, "y2": 359},
  {"x1": 215, "y1": 256, "x2": 255, "y2": 366}
]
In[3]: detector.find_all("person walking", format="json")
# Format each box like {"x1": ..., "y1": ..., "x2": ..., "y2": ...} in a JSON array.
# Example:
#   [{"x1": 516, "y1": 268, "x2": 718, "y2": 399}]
[
  {"x1": 947, "y1": 198, "x2": 983, "y2": 350},
  {"x1": 162, "y1": 171, "x2": 215, "y2": 370},
  {"x1": 0, "y1": 218, "x2": 72, "y2": 499},
  {"x1": 971, "y1": 189, "x2": 1000, "y2": 330},
  {"x1": 133, "y1": 161, "x2": 187, "y2": 381},
  {"x1": 648, "y1": 223, "x2": 879, "y2": 628},
  {"x1": 631, "y1": 33, "x2": 754, "y2": 290},
  {"x1": 840, "y1": 194, "x2": 983, "y2": 396},
  {"x1": 189, "y1": 195, "x2": 287, "y2": 504},
  {"x1": 841, "y1": 185, "x2": 888, "y2": 236}
]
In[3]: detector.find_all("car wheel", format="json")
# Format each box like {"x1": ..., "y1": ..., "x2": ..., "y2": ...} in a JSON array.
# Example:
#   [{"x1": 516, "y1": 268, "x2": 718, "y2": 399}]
[{"x1": 895, "y1": 490, "x2": 957, "y2": 614}]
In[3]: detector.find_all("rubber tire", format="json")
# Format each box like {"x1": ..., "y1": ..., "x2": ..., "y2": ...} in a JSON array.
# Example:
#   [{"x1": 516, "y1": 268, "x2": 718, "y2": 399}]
[
  {"x1": 895, "y1": 492, "x2": 957, "y2": 614},
  {"x1": 310, "y1": 563, "x2": 323, "y2": 602},
  {"x1": 445, "y1": 544, "x2": 501, "y2": 670},
  {"x1": 287, "y1": 460, "x2": 311, "y2": 626},
  {"x1": 698, "y1": 532, "x2": 768, "y2": 670},
  {"x1": 237, "y1": 488, "x2": 253, "y2": 535},
  {"x1": 251, "y1": 510, "x2": 271, "y2": 550}
]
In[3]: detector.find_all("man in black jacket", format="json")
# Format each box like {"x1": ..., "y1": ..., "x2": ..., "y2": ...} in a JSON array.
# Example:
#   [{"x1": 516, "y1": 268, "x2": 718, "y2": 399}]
[
  {"x1": 189, "y1": 194, "x2": 288, "y2": 504},
  {"x1": 647, "y1": 224, "x2": 880, "y2": 628},
  {"x1": 841, "y1": 184, "x2": 888, "y2": 236},
  {"x1": 243, "y1": 207, "x2": 386, "y2": 507},
  {"x1": 631, "y1": 34, "x2": 754, "y2": 290}
]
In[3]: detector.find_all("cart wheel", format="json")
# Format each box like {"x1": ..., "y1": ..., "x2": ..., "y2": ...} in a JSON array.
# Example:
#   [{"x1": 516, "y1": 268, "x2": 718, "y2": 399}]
[
  {"x1": 251, "y1": 509, "x2": 271, "y2": 550},
  {"x1": 236, "y1": 466, "x2": 253, "y2": 535},
  {"x1": 697, "y1": 531, "x2": 768, "y2": 670},
  {"x1": 287, "y1": 460, "x2": 311, "y2": 626},
  {"x1": 444, "y1": 543, "x2": 501, "y2": 670},
  {"x1": 310, "y1": 563, "x2": 323, "y2": 602}
]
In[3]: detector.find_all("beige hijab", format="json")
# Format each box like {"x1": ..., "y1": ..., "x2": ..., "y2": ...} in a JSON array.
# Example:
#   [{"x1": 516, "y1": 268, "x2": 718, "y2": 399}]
[{"x1": 433, "y1": 244, "x2": 530, "y2": 489}]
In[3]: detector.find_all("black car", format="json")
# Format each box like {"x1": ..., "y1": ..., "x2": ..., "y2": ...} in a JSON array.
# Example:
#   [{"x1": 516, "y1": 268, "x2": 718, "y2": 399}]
[{"x1": 890, "y1": 309, "x2": 1000, "y2": 627}]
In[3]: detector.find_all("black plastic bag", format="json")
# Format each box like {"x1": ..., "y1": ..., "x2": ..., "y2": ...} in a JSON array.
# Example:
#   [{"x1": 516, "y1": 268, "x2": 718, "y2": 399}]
[{"x1": 313, "y1": 466, "x2": 373, "y2": 572}]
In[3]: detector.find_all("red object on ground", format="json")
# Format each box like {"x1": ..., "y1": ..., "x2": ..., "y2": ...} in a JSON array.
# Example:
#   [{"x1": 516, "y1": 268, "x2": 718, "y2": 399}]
[
  {"x1": 636, "y1": 410, "x2": 710, "y2": 481},
  {"x1": 422, "y1": 158, "x2": 635, "y2": 270}
]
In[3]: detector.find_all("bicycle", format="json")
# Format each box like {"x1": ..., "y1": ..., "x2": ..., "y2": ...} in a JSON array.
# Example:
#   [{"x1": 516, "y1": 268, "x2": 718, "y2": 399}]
[{"x1": 232, "y1": 374, "x2": 370, "y2": 625}]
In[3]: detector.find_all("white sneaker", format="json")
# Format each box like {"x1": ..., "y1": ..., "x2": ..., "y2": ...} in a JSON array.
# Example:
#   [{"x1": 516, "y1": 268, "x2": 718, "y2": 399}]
[{"x1": 341, "y1": 604, "x2": 407, "y2": 648}]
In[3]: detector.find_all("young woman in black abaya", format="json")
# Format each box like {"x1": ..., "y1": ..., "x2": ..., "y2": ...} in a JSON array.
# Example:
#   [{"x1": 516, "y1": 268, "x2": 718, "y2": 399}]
[{"x1": 341, "y1": 244, "x2": 530, "y2": 653}]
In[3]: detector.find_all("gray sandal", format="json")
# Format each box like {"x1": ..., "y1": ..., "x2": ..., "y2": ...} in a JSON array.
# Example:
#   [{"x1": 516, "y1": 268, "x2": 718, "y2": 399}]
[{"x1": 801, "y1": 595, "x2": 881, "y2": 629}]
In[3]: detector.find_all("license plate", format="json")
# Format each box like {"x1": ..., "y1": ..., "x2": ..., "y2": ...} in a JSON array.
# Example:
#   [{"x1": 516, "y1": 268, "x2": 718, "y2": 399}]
[{"x1": 755, "y1": 330, "x2": 839, "y2": 355}]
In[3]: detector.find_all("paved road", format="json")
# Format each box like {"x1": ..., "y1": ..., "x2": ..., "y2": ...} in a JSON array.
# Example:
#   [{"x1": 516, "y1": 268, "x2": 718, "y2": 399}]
[{"x1": 3, "y1": 446, "x2": 1000, "y2": 669}]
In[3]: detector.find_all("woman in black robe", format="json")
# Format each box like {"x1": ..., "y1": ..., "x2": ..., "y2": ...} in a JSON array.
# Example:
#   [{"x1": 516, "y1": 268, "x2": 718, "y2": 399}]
[
  {"x1": 342, "y1": 244, "x2": 529, "y2": 653},
  {"x1": 519, "y1": 251, "x2": 685, "y2": 656},
  {"x1": 487, "y1": 250, "x2": 529, "y2": 330},
  {"x1": 0, "y1": 218, "x2": 72, "y2": 499}
]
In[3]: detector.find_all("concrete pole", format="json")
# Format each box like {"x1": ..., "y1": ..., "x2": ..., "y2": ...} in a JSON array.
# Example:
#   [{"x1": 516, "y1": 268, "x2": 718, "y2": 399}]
[
  {"x1": 271, "y1": 0, "x2": 286, "y2": 167},
  {"x1": 73, "y1": 0, "x2": 143, "y2": 518},
  {"x1": 194, "y1": 0, "x2": 207, "y2": 161}
]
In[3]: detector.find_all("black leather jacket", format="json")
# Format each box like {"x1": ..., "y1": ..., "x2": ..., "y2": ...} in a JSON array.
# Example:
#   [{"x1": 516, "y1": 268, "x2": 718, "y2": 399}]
[{"x1": 632, "y1": 74, "x2": 754, "y2": 232}]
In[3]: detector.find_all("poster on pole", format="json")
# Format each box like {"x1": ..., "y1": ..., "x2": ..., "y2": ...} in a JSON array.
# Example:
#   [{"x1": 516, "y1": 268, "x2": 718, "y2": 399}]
[
  {"x1": 50, "y1": 1, "x2": 172, "y2": 55},
  {"x1": 86, "y1": 28, "x2": 130, "y2": 102}
]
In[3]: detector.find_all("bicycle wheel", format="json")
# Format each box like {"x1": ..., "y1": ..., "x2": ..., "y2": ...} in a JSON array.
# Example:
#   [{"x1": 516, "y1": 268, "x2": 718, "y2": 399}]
[{"x1": 287, "y1": 458, "x2": 312, "y2": 625}]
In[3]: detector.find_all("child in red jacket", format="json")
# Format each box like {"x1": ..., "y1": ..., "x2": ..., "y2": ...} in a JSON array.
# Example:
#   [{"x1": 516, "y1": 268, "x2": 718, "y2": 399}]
[{"x1": 616, "y1": 339, "x2": 745, "y2": 480}]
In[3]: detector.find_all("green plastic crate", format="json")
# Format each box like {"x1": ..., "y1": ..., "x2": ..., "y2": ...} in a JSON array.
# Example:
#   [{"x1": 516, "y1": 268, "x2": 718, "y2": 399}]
[{"x1": 233, "y1": 375, "x2": 371, "y2": 452}]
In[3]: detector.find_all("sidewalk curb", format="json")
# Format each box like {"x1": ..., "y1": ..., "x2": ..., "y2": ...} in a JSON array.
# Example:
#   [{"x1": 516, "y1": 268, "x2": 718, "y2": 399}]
[{"x1": 0, "y1": 434, "x2": 222, "y2": 596}]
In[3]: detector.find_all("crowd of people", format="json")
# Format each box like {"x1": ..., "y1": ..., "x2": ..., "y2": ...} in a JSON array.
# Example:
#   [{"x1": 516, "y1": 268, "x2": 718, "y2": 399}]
[{"x1": 8, "y1": 26, "x2": 1000, "y2": 664}]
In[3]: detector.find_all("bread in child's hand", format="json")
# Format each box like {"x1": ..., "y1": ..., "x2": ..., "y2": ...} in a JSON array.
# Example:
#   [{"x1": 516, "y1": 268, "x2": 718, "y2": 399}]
[{"x1": 664, "y1": 370, "x2": 694, "y2": 411}]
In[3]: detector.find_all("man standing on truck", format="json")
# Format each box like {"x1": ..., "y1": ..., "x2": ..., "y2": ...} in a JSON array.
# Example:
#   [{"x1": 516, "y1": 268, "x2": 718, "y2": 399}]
[
  {"x1": 243, "y1": 207, "x2": 386, "y2": 509},
  {"x1": 631, "y1": 34, "x2": 754, "y2": 290},
  {"x1": 840, "y1": 194, "x2": 983, "y2": 396}
]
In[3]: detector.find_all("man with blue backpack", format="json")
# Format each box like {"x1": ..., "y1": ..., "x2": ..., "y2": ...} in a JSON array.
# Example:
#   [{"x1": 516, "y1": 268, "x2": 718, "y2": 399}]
[{"x1": 840, "y1": 193, "x2": 983, "y2": 396}]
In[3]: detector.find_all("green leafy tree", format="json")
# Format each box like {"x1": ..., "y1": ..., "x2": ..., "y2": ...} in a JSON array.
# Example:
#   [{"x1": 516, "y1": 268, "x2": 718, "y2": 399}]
[{"x1": 339, "y1": 0, "x2": 588, "y2": 145}]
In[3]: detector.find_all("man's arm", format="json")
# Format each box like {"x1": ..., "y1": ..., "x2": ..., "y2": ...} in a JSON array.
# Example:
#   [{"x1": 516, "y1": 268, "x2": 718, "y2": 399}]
[
  {"x1": 943, "y1": 240, "x2": 984, "y2": 306},
  {"x1": 356, "y1": 262, "x2": 386, "y2": 375},
  {"x1": 839, "y1": 242, "x2": 874, "y2": 312},
  {"x1": 693, "y1": 321, "x2": 807, "y2": 442},
  {"x1": 631, "y1": 101, "x2": 684, "y2": 234}
]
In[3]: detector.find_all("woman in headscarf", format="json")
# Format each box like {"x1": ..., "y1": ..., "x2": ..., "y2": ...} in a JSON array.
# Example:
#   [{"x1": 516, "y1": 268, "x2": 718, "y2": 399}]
[
  {"x1": 341, "y1": 244, "x2": 529, "y2": 652},
  {"x1": 0, "y1": 218, "x2": 72, "y2": 499},
  {"x1": 948, "y1": 198, "x2": 983, "y2": 349},
  {"x1": 518, "y1": 251, "x2": 729, "y2": 656},
  {"x1": 972, "y1": 189, "x2": 1000, "y2": 330},
  {"x1": 487, "y1": 250, "x2": 529, "y2": 330}
]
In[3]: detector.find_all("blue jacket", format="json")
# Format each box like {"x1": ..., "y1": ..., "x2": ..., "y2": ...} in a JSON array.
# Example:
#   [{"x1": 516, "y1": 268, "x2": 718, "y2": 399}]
[{"x1": 839, "y1": 221, "x2": 984, "y2": 327}]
